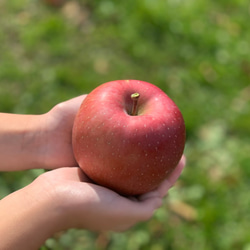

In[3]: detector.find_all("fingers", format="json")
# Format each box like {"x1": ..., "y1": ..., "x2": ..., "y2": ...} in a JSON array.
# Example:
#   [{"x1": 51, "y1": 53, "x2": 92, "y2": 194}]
[
  {"x1": 124, "y1": 156, "x2": 186, "y2": 228},
  {"x1": 43, "y1": 156, "x2": 185, "y2": 233},
  {"x1": 137, "y1": 155, "x2": 186, "y2": 201},
  {"x1": 157, "y1": 155, "x2": 186, "y2": 198},
  {"x1": 138, "y1": 196, "x2": 163, "y2": 219},
  {"x1": 111, "y1": 195, "x2": 163, "y2": 231}
]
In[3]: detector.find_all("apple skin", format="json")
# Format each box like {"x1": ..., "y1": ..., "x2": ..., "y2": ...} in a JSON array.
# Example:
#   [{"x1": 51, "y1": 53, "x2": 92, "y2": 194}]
[{"x1": 72, "y1": 80, "x2": 185, "y2": 196}]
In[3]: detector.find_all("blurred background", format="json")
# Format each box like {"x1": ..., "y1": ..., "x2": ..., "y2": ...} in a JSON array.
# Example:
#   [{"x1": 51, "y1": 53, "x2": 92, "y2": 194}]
[{"x1": 0, "y1": 0, "x2": 250, "y2": 249}]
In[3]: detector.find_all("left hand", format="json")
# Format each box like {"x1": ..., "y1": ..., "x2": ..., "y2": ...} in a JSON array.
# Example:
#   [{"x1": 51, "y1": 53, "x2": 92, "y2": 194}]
[{"x1": 40, "y1": 95, "x2": 87, "y2": 169}]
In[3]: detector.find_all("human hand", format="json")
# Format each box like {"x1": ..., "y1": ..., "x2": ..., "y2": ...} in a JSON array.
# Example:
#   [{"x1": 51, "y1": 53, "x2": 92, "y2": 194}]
[
  {"x1": 0, "y1": 95, "x2": 87, "y2": 171},
  {"x1": 40, "y1": 95, "x2": 87, "y2": 169},
  {"x1": 35, "y1": 155, "x2": 186, "y2": 232},
  {"x1": 0, "y1": 156, "x2": 185, "y2": 249}
]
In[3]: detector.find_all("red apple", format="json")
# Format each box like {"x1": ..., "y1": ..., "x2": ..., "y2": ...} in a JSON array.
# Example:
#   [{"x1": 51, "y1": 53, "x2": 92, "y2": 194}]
[{"x1": 72, "y1": 80, "x2": 185, "y2": 196}]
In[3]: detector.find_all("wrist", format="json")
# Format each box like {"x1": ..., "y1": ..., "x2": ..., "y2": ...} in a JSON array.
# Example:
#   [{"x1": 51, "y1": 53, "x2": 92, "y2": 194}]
[{"x1": 0, "y1": 113, "x2": 47, "y2": 171}]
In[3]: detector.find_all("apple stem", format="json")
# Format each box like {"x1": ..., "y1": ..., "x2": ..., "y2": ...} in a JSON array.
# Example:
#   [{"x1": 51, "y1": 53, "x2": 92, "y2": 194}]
[{"x1": 131, "y1": 93, "x2": 140, "y2": 116}]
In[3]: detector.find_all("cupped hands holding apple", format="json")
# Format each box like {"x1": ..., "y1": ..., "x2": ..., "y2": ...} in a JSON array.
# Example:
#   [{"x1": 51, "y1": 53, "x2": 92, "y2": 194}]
[{"x1": 0, "y1": 79, "x2": 186, "y2": 250}]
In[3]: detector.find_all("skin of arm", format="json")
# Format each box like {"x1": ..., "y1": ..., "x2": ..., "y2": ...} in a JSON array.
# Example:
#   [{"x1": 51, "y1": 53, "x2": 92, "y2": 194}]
[
  {"x1": 0, "y1": 156, "x2": 186, "y2": 250},
  {"x1": 0, "y1": 95, "x2": 87, "y2": 171},
  {"x1": 0, "y1": 179, "x2": 62, "y2": 250}
]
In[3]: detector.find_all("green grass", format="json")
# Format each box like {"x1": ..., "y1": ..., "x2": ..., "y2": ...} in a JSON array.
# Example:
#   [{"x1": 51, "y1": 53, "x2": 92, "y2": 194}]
[{"x1": 1, "y1": 0, "x2": 250, "y2": 249}]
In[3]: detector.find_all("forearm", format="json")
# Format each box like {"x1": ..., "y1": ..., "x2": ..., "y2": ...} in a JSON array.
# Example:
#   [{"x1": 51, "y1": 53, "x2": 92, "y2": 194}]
[
  {"x1": 0, "y1": 113, "x2": 46, "y2": 171},
  {"x1": 0, "y1": 181, "x2": 62, "y2": 250}
]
